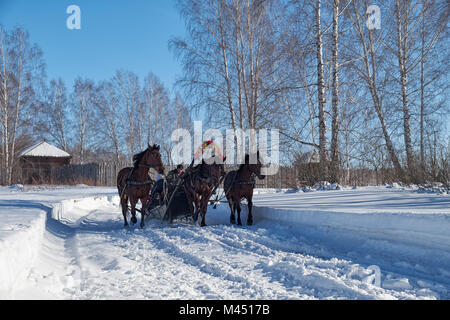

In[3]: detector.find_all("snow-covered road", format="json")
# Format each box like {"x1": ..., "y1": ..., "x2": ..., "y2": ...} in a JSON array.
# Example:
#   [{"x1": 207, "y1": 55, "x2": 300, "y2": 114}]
[{"x1": 1, "y1": 186, "x2": 449, "y2": 300}]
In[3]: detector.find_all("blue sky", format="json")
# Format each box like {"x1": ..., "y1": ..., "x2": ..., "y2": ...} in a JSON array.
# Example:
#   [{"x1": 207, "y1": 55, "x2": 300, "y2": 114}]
[{"x1": 0, "y1": 0, "x2": 186, "y2": 90}]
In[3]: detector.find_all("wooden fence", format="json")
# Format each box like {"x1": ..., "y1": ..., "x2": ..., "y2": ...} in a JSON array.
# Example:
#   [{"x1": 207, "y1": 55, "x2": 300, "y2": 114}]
[
  {"x1": 19, "y1": 162, "x2": 130, "y2": 186},
  {"x1": 18, "y1": 161, "x2": 393, "y2": 188},
  {"x1": 18, "y1": 162, "x2": 299, "y2": 188}
]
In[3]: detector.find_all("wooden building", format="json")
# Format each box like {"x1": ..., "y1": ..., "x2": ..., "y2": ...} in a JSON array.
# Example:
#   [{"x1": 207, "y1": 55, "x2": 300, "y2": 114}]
[{"x1": 19, "y1": 141, "x2": 71, "y2": 184}]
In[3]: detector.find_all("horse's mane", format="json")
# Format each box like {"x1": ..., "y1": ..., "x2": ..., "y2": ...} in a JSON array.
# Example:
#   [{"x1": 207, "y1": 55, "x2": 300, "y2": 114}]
[
  {"x1": 132, "y1": 144, "x2": 160, "y2": 168},
  {"x1": 238, "y1": 154, "x2": 250, "y2": 171},
  {"x1": 132, "y1": 149, "x2": 147, "y2": 168},
  {"x1": 238, "y1": 152, "x2": 259, "y2": 171}
]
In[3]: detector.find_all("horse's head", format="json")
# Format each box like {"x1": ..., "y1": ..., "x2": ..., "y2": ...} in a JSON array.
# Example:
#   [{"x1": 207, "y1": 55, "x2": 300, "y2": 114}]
[
  {"x1": 202, "y1": 156, "x2": 226, "y2": 186},
  {"x1": 245, "y1": 152, "x2": 265, "y2": 180},
  {"x1": 142, "y1": 144, "x2": 164, "y2": 172},
  {"x1": 217, "y1": 156, "x2": 227, "y2": 178}
]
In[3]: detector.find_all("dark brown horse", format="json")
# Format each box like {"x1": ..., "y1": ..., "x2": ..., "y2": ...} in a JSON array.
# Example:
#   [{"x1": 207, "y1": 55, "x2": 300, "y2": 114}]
[
  {"x1": 183, "y1": 157, "x2": 226, "y2": 227},
  {"x1": 224, "y1": 152, "x2": 265, "y2": 226},
  {"x1": 117, "y1": 144, "x2": 164, "y2": 228}
]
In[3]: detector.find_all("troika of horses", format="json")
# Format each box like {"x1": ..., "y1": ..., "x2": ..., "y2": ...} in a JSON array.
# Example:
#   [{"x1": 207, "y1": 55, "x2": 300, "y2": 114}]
[{"x1": 117, "y1": 142, "x2": 265, "y2": 228}]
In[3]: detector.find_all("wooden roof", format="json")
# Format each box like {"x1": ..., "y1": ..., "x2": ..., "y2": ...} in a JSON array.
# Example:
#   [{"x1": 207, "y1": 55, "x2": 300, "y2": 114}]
[{"x1": 19, "y1": 141, "x2": 71, "y2": 158}]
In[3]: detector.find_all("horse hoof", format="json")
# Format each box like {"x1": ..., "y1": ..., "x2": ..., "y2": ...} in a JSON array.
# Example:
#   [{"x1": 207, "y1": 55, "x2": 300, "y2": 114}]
[
  {"x1": 131, "y1": 216, "x2": 137, "y2": 224},
  {"x1": 230, "y1": 218, "x2": 236, "y2": 224},
  {"x1": 237, "y1": 221, "x2": 242, "y2": 226},
  {"x1": 247, "y1": 220, "x2": 253, "y2": 226}
]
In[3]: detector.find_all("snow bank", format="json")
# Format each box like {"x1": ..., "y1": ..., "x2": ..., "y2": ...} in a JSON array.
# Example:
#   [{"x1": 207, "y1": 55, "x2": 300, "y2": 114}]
[
  {"x1": 252, "y1": 188, "x2": 450, "y2": 251},
  {"x1": 57, "y1": 195, "x2": 120, "y2": 223},
  {"x1": 0, "y1": 207, "x2": 46, "y2": 297},
  {"x1": 253, "y1": 205, "x2": 450, "y2": 251},
  {"x1": 0, "y1": 186, "x2": 119, "y2": 299}
]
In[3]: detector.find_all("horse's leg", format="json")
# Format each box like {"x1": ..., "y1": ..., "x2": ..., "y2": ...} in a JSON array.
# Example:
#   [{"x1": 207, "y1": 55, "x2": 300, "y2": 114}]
[
  {"x1": 130, "y1": 197, "x2": 138, "y2": 225},
  {"x1": 200, "y1": 196, "x2": 208, "y2": 227},
  {"x1": 193, "y1": 193, "x2": 201, "y2": 222},
  {"x1": 236, "y1": 200, "x2": 242, "y2": 226},
  {"x1": 140, "y1": 195, "x2": 149, "y2": 228},
  {"x1": 121, "y1": 193, "x2": 129, "y2": 227},
  {"x1": 185, "y1": 191, "x2": 195, "y2": 220},
  {"x1": 227, "y1": 197, "x2": 236, "y2": 224},
  {"x1": 247, "y1": 195, "x2": 253, "y2": 226}
]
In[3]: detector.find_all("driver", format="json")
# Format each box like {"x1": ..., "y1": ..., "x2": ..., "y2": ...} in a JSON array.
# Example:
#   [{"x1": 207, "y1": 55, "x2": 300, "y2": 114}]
[
  {"x1": 149, "y1": 167, "x2": 165, "y2": 205},
  {"x1": 167, "y1": 164, "x2": 184, "y2": 182}
]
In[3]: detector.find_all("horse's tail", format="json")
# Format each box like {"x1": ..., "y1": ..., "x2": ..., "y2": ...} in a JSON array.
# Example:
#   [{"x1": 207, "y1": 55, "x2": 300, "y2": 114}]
[
  {"x1": 117, "y1": 168, "x2": 130, "y2": 207},
  {"x1": 118, "y1": 185, "x2": 127, "y2": 201},
  {"x1": 223, "y1": 171, "x2": 237, "y2": 196}
]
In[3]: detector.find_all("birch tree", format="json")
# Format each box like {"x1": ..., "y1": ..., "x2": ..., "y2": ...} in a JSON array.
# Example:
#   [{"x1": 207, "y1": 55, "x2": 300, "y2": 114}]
[
  {"x1": 315, "y1": 0, "x2": 328, "y2": 181},
  {"x1": 42, "y1": 79, "x2": 70, "y2": 151},
  {"x1": 0, "y1": 26, "x2": 45, "y2": 184},
  {"x1": 72, "y1": 78, "x2": 94, "y2": 165},
  {"x1": 93, "y1": 80, "x2": 123, "y2": 164},
  {"x1": 112, "y1": 70, "x2": 141, "y2": 157},
  {"x1": 329, "y1": 0, "x2": 340, "y2": 183},
  {"x1": 346, "y1": 0, "x2": 404, "y2": 178}
]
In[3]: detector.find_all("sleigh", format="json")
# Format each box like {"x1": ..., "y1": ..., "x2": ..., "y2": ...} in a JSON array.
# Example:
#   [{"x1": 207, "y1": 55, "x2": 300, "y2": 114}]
[
  {"x1": 144, "y1": 177, "x2": 193, "y2": 224},
  {"x1": 120, "y1": 150, "x2": 226, "y2": 228}
]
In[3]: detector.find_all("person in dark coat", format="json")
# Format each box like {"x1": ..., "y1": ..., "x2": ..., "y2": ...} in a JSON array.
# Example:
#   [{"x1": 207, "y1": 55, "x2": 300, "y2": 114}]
[
  {"x1": 167, "y1": 164, "x2": 184, "y2": 182},
  {"x1": 149, "y1": 165, "x2": 184, "y2": 206}
]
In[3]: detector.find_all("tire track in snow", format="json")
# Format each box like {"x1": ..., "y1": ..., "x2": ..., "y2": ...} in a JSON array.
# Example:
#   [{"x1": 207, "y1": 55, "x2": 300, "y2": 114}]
[
  {"x1": 143, "y1": 224, "x2": 304, "y2": 299},
  {"x1": 144, "y1": 222, "x2": 389, "y2": 299},
  {"x1": 72, "y1": 222, "x2": 254, "y2": 299},
  {"x1": 164, "y1": 225, "x2": 388, "y2": 299},
  {"x1": 147, "y1": 214, "x2": 434, "y2": 299},
  {"x1": 45, "y1": 199, "x2": 444, "y2": 300}
]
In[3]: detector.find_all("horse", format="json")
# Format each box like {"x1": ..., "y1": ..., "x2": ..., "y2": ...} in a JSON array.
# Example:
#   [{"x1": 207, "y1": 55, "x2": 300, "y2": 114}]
[
  {"x1": 117, "y1": 144, "x2": 164, "y2": 228},
  {"x1": 224, "y1": 152, "x2": 265, "y2": 226},
  {"x1": 183, "y1": 157, "x2": 226, "y2": 227}
]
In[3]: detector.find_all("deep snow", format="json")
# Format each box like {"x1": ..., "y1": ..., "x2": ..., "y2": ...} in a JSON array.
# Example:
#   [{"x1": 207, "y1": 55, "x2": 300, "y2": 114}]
[{"x1": 0, "y1": 185, "x2": 449, "y2": 299}]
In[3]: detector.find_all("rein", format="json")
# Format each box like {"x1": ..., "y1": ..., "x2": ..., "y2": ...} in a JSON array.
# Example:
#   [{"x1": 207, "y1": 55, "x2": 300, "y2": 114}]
[
  {"x1": 211, "y1": 169, "x2": 257, "y2": 208},
  {"x1": 125, "y1": 161, "x2": 160, "y2": 187},
  {"x1": 188, "y1": 164, "x2": 221, "y2": 190},
  {"x1": 138, "y1": 160, "x2": 161, "y2": 169},
  {"x1": 126, "y1": 179, "x2": 154, "y2": 186},
  {"x1": 126, "y1": 151, "x2": 162, "y2": 185},
  {"x1": 237, "y1": 180, "x2": 256, "y2": 185}
]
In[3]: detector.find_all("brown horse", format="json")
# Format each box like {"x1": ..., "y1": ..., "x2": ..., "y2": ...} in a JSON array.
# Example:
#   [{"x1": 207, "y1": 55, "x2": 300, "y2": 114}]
[
  {"x1": 224, "y1": 152, "x2": 265, "y2": 226},
  {"x1": 183, "y1": 157, "x2": 226, "y2": 227},
  {"x1": 117, "y1": 144, "x2": 164, "y2": 228}
]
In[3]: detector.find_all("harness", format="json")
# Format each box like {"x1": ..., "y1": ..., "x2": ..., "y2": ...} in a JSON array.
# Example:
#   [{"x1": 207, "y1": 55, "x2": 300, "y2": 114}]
[
  {"x1": 126, "y1": 179, "x2": 154, "y2": 186},
  {"x1": 237, "y1": 175, "x2": 256, "y2": 185},
  {"x1": 125, "y1": 166, "x2": 155, "y2": 186},
  {"x1": 210, "y1": 171, "x2": 256, "y2": 208},
  {"x1": 185, "y1": 163, "x2": 221, "y2": 190},
  {"x1": 119, "y1": 165, "x2": 156, "y2": 201},
  {"x1": 197, "y1": 172, "x2": 221, "y2": 188}
]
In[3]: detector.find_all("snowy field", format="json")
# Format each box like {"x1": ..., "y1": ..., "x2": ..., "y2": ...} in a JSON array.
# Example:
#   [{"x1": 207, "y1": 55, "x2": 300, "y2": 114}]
[{"x1": 0, "y1": 184, "x2": 449, "y2": 300}]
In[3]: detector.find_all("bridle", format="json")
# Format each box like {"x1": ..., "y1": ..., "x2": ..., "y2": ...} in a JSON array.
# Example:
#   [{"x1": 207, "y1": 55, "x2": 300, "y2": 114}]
[
  {"x1": 139, "y1": 150, "x2": 163, "y2": 170},
  {"x1": 125, "y1": 150, "x2": 163, "y2": 187}
]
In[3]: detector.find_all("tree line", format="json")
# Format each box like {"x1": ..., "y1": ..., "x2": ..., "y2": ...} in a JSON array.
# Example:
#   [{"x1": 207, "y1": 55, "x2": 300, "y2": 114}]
[
  {"x1": 1, "y1": 0, "x2": 449, "y2": 186},
  {"x1": 171, "y1": 0, "x2": 449, "y2": 185},
  {"x1": 0, "y1": 25, "x2": 191, "y2": 185}
]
